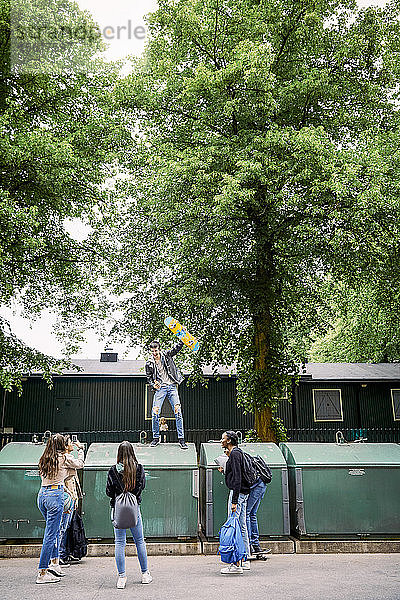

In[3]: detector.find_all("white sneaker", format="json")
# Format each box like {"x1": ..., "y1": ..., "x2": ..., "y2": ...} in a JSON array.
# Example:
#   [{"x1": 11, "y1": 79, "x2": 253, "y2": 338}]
[
  {"x1": 242, "y1": 560, "x2": 251, "y2": 570},
  {"x1": 220, "y1": 564, "x2": 243, "y2": 574},
  {"x1": 141, "y1": 570, "x2": 153, "y2": 584},
  {"x1": 116, "y1": 576, "x2": 127, "y2": 589},
  {"x1": 36, "y1": 571, "x2": 60, "y2": 584},
  {"x1": 48, "y1": 564, "x2": 65, "y2": 577}
]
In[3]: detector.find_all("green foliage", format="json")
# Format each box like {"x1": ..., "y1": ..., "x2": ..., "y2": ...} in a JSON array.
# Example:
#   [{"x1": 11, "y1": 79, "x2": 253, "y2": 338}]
[
  {"x1": 309, "y1": 279, "x2": 400, "y2": 362},
  {"x1": 101, "y1": 0, "x2": 400, "y2": 438},
  {"x1": 244, "y1": 422, "x2": 287, "y2": 444},
  {"x1": 269, "y1": 414, "x2": 288, "y2": 443},
  {"x1": 0, "y1": 0, "x2": 128, "y2": 390},
  {"x1": 243, "y1": 429, "x2": 262, "y2": 443}
]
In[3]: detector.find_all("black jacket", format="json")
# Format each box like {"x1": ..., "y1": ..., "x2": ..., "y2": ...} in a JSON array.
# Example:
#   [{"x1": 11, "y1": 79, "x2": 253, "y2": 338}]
[
  {"x1": 145, "y1": 340, "x2": 184, "y2": 388},
  {"x1": 225, "y1": 447, "x2": 250, "y2": 504},
  {"x1": 105, "y1": 464, "x2": 146, "y2": 508}
]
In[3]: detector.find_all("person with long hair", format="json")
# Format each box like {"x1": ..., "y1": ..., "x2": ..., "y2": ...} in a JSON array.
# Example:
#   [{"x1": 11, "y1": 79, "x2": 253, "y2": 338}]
[
  {"x1": 106, "y1": 441, "x2": 152, "y2": 588},
  {"x1": 36, "y1": 433, "x2": 84, "y2": 584},
  {"x1": 59, "y1": 435, "x2": 84, "y2": 565}
]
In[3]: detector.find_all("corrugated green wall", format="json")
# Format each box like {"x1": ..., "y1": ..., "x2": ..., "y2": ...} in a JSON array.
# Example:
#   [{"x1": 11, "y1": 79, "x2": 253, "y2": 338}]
[
  {"x1": 4, "y1": 379, "x2": 55, "y2": 432},
  {"x1": 4, "y1": 376, "x2": 253, "y2": 433},
  {"x1": 4, "y1": 376, "x2": 400, "y2": 434},
  {"x1": 359, "y1": 382, "x2": 399, "y2": 427}
]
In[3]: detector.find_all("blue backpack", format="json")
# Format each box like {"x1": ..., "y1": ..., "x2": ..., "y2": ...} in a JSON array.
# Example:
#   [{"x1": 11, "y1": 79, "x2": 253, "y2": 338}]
[{"x1": 218, "y1": 512, "x2": 247, "y2": 564}]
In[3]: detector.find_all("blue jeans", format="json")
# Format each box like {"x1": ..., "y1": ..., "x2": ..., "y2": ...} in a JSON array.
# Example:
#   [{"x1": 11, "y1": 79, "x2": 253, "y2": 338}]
[
  {"x1": 152, "y1": 384, "x2": 184, "y2": 439},
  {"x1": 37, "y1": 486, "x2": 64, "y2": 570},
  {"x1": 246, "y1": 478, "x2": 267, "y2": 546},
  {"x1": 114, "y1": 508, "x2": 148, "y2": 575},
  {"x1": 227, "y1": 490, "x2": 250, "y2": 559},
  {"x1": 59, "y1": 505, "x2": 74, "y2": 560}
]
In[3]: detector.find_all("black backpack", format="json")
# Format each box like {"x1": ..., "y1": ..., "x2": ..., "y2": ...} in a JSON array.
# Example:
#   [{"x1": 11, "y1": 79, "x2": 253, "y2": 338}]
[
  {"x1": 65, "y1": 510, "x2": 88, "y2": 559},
  {"x1": 241, "y1": 451, "x2": 272, "y2": 487},
  {"x1": 252, "y1": 454, "x2": 272, "y2": 484},
  {"x1": 241, "y1": 451, "x2": 259, "y2": 487}
]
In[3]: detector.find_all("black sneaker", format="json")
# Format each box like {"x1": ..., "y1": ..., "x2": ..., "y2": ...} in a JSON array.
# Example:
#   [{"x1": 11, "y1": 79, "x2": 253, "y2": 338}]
[
  {"x1": 150, "y1": 438, "x2": 160, "y2": 447},
  {"x1": 178, "y1": 439, "x2": 188, "y2": 450},
  {"x1": 59, "y1": 558, "x2": 71, "y2": 567},
  {"x1": 68, "y1": 555, "x2": 81, "y2": 563},
  {"x1": 251, "y1": 544, "x2": 262, "y2": 554}
]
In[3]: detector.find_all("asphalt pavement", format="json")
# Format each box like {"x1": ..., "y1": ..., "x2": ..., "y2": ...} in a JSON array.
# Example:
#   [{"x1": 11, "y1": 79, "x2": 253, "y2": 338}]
[{"x1": 0, "y1": 554, "x2": 399, "y2": 600}]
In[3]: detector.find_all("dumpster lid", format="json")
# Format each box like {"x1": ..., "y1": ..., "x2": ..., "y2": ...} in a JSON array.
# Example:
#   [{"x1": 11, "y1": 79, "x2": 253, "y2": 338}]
[
  {"x1": 85, "y1": 442, "x2": 197, "y2": 469},
  {"x1": 0, "y1": 442, "x2": 46, "y2": 467},
  {"x1": 133, "y1": 443, "x2": 197, "y2": 467},
  {"x1": 199, "y1": 442, "x2": 286, "y2": 467},
  {"x1": 280, "y1": 442, "x2": 400, "y2": 467}
]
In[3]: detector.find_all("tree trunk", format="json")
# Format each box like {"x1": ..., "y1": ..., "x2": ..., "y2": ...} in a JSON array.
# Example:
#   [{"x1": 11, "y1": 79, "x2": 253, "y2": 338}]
[
  {"x1": 247, "y1": 202, "x2": 279, "y2": 442},
  {"x1": 252, "y1": 234, "x2": 277, "y2": 442},
  {"x1": 253, "y1": 311, "x2": 277, "y2": 442},
  {"x1": 255, "y1": 404, "x2": 276, "y2": 442}
]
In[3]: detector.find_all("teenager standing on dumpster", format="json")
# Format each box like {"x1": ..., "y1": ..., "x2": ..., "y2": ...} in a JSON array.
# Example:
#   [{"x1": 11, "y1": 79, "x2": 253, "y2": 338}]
[
  {"x1": 145, "y1": 340, "x2": 188, "y2": 449},
  {"x1": 220, "y1": 430, "x2": 251, "y2": 574},
  {"x1": 36, "y1": 433, "x2": 84, "y2": 584}
]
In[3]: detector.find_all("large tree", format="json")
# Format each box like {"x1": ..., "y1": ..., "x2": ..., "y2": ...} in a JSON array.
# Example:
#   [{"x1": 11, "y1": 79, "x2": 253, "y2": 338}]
[
  {"x1": 0, "y1": 0, "x2": 127, "y2": 390},
  {"x1": 105, "y1": 0, "x2": 400, "y2": 440}
]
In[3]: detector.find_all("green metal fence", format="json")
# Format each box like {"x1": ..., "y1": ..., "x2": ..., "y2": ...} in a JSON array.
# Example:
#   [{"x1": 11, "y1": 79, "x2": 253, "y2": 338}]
[{"x1": 3, "y1": 427, "x2": 400, "y2": 451}]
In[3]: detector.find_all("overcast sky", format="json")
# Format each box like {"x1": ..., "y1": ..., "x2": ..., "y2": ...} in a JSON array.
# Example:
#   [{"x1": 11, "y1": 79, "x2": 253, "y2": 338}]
[
  {"x1": 4, "y1": 0, "x2": 388, "y2": 360},
  {"x1": 77, "y1": 0, "x2": 158, "y2": 61}
]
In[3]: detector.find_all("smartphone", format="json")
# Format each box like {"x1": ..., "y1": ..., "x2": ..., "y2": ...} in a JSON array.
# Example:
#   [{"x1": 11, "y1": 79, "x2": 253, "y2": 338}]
[{"x1": 72, "y1": 434, "x2": 78, "y2": 443}]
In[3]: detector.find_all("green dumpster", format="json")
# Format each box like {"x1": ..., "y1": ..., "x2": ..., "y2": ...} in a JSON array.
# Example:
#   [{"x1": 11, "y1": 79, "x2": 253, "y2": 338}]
[
  {"x1": 0, "y1": 442, "x2": 47, "y2": 539},
  {"x1": 199, "y1": 443, "x2": 289, "y2": 538},
  {"x1": 83, "y1": 442, "x2": 199, "y2": 539},
  {"x1": 280, "y1": 442, "x2": 400, "y2": 538}
]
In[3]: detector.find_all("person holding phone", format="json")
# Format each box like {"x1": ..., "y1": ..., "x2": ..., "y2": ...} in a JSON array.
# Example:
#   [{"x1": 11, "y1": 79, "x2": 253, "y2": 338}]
[
  {"x1": 36, "y1": 433, "x2": 84, "y2": 584},
  {"x1": 59, "y1": 435, "x2": 85, "y2": 566}
]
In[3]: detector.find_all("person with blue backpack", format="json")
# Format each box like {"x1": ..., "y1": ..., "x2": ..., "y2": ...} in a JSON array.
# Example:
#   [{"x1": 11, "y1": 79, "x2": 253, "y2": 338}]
[{"x1": 219, "y1": 431, "x2": 251, "y2": 574}]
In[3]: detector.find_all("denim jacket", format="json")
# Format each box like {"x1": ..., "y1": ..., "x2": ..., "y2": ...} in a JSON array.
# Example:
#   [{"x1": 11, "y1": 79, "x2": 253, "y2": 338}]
[{"x1": 145, "y1": 340, "x2": 184, "y2": 388}]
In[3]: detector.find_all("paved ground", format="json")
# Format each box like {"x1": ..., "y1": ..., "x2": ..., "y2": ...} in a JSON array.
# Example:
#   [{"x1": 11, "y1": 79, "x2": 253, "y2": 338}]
[{"x1": 0, "y1": 554, "x2": 399, "y2": 600}]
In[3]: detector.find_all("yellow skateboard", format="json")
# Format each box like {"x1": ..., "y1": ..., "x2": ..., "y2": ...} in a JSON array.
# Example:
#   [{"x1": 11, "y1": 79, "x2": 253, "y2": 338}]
[{"x1": 164, "y1": 317, "x2": 199, "y2": 352}]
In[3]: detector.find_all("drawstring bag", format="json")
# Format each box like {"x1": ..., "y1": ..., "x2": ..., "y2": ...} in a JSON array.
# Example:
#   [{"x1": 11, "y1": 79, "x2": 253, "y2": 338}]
[
  {"x1": 217, "y1": 512, "x2": 246, "y2": 564},
  {"x1": 112, "y1": 491, "x2": 138, "y2": 529},
  {"x1": 111, "y1": 469, "x2": 138, "y2": 529}
]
